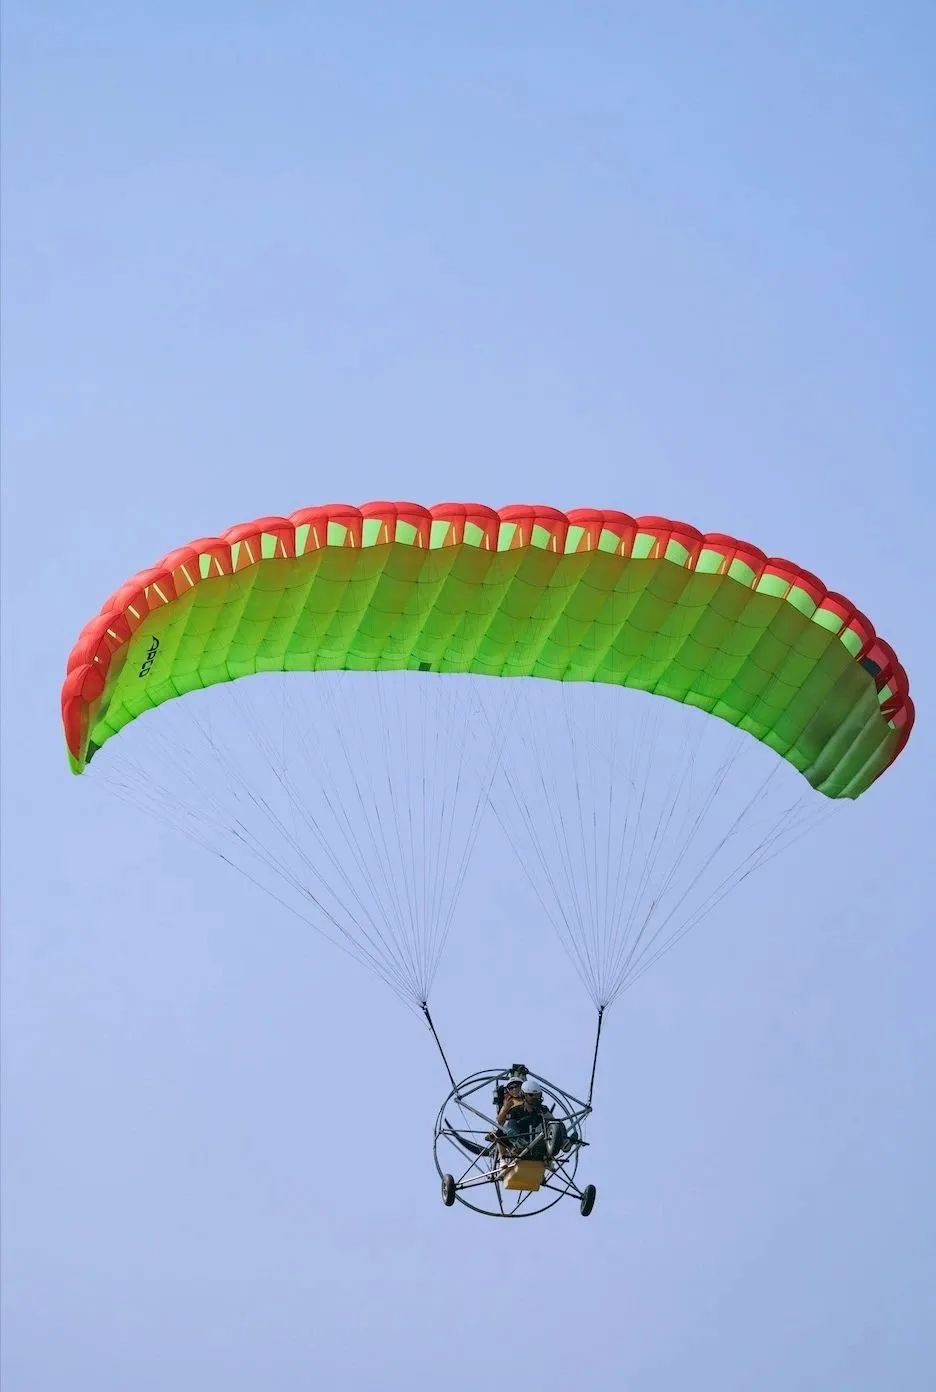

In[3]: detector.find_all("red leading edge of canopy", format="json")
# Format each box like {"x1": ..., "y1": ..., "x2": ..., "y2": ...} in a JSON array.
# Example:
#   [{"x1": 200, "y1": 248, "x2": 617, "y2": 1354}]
[{"x1": 61, "y1": 501, "x2": 915, "y2": 775}]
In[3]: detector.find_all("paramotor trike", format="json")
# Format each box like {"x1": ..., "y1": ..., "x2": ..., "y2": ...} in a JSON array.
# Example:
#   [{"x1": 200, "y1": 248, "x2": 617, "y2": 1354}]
[{"x1": 434, "y1": 1066, "x2": 596, "y2": 1218}]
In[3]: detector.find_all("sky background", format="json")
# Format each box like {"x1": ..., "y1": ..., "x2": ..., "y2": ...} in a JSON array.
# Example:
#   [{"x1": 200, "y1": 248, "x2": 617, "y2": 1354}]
[{"x1": 2, "y1": 3, "x2": 934, "y2": 1389}]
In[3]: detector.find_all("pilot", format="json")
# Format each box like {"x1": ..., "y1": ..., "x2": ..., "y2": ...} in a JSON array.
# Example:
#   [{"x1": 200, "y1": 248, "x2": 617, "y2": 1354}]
[{"x1": 502, "y1": 1080, "x2": 568, "y2": 1159}]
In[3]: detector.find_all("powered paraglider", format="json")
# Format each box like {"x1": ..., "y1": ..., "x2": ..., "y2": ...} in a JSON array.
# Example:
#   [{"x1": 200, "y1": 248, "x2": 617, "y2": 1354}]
[{"x1": 61, "y1": 500, "x2": 913, "y2": 1213}]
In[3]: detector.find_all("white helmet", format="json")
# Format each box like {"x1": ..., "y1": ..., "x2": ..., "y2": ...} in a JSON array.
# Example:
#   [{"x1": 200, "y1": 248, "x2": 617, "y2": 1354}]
[{"x1": 522, "y1": 1079, "x2": 543, "y2": 1095}]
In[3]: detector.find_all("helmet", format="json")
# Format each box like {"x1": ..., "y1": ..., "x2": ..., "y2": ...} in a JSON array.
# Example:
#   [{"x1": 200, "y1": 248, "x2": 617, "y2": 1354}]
[{"x1": 522, "y1": 1079, "x2": 543, "y2": 1096}]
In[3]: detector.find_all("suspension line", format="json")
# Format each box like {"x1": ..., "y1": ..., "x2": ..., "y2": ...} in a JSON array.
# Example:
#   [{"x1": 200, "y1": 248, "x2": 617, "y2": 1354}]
[
  {"x1": 587, "y1": 1006, "x2": 604, "y2": 1106},
  {"x1": 421, "y1": 1004, "x2": 459, "y2": 1093}
]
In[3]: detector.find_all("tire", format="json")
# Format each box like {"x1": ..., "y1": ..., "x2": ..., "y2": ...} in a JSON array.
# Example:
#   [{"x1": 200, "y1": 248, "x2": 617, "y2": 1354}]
[
  {"x1": 579, "y1": 1184, "x2": 596, "y2": 1217},
  {"x1": 441, "y1": 1173, "x2": 456, "y2": 1207},
  {"x1": 545, "y1": 1121, "x2": 567, "y2": 1161}
]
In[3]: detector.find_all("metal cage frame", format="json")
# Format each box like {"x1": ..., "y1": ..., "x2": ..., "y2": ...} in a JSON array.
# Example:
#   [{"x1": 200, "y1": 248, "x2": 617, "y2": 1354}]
[{"x1": 433, "y1": 1066, "x2": 595, "y2": 1218}]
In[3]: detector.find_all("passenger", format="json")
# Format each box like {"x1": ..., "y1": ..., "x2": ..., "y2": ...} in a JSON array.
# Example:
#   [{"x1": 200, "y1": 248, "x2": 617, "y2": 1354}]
[{"x1": 495, "y1": 1077, "x2": 524, "y2": 1128}]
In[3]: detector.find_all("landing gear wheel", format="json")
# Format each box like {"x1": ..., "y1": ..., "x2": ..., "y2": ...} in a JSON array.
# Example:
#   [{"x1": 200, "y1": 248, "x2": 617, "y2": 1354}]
[
  {"x1": 545, "y1": 1121, "x2": 565, "y2": 1161},
  {"x1": 441, "y1": 1174, "x2": 456, "y2": 1207},
  {"x1": 579, "y1": 1184, "x2": 596, "y2": 1217}
]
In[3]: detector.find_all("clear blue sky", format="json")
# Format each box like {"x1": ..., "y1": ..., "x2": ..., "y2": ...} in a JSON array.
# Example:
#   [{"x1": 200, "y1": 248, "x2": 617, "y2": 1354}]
[{"x1": 2, "y1": 3, "x2": 934, "y2": 1389}]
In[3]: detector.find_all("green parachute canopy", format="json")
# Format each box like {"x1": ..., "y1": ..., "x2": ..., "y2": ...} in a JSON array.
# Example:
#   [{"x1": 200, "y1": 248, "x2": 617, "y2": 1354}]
[{"x1": 63, "y1": 502, "x2": 912, "y2": 798}]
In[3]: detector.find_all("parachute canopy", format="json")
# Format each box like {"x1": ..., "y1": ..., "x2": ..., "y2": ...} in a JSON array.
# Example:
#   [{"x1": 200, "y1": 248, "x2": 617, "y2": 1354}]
[{"x1": 62, "y1": 502, "x2": 912, "y2": 797}]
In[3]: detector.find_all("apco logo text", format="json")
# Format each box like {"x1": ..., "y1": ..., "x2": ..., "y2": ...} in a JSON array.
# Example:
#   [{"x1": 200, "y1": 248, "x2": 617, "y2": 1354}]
[{"x1": 138, "y1": 635, "x2": 160, "y2": 678}]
